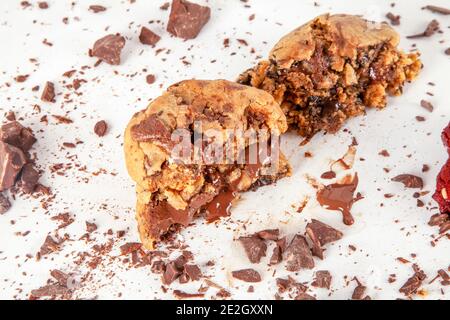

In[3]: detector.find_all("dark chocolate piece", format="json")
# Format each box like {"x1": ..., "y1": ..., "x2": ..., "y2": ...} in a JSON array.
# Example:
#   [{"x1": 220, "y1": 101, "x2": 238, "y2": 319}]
[
  {"x1": 167, "y1": 0, "x2": 211, "y2": 40},
  {"x1": 0, "y1": 121, "x2": 36, "y2": 152},
  {"x1": 94, "y1": 120, "x2": 108, "y2": 137}
]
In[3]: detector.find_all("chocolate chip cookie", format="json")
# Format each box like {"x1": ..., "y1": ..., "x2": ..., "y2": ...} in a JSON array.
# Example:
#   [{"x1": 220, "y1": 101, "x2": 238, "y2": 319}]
[
  {"x1": 124, "y1": 80, "x2": 291, "y2": 249},
  {"x1": 238, "y1": 14, "x2": 422, "y2": 137}
]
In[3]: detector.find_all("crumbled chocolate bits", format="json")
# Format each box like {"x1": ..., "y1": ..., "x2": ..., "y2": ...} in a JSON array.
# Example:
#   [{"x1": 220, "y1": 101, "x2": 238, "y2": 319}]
[
  {"x1": 160, "y1": 2, "x2": 170, "y2": 10},
  {"x1": 423, "y1": 5, "x2": 450, "y2": 15},
  {"x1": 146, "y1": 74, "x2": 156, "y2": 84},
  {"x1": 183, "y1": 264, "x2": 202, "y2": 281},
  {"x1": 173, "y1": 290, "x2": 204, "y2": 299},
  {"x1": 119, "y1": 242, "x2": 142, "y2": 255},
  {"x1": 231, "y1": 269, "x2": 261, "y2": 282},
  {"x1": 41, "y1": 81, "x2": 55, "y2": 102},
  {"x1": 239, "y1": 235, "x2": 267, "y2": 263},
  {"x1": 163, "y1": 261, "x2": 182, "y2": 285},
  {"x1": 407, "y1": 19, "x2": 440, "y2": 38},
  {"x1": 386, "y1": 12, "x2": 400, "y2": 25},
  {"x1": 0, "y1": 141, "x2": 27, "y2": 191},
  {"x1": 38, "y1": 2, "x2": 48, "y2": 9},
  {"x1": 167, "y1": 0, "x2": 211, "y2": 40},
  {"x1": 399, "y1": 264, "x2": 427, "y2": 296},
  {"x1": 89, "y1": 5, "x2": 107, "y2": 13},
  {"x1": 420, "y1": 100, "x2": 434, "y2": 112},
  {"x1": 139, "y1": 27, "x2": 161, "y2": 46},
  {"x1": 94, "y1": 120, "x2": 107, "y2": 137},
  {"x1": 392, "y1": 174, "x2": 423, "y2": 189},
  {"x1": 311, "y1": 270, "x2": 332, "y2": 289},
  {"x1": 19, "y1": 163, "x2": 39, "y2": 194},
  {"x1": 284, "y1": 234, "x2": 314, "y2": 271},
  {"x1": 0, "y1": 193, "x2": 11, "y2": 214},
  {"x1": 90, "y1": 34, "x2": 126, "y2": 65},
  {"x1": 257, "y1": 229, "x2": 279, "y2": 241},
  {"x1": 305, "y1": 219, "x2": 343, "y2": 259},
  {"x1": 15, "y1": 74, "x2": 29, "y2": 83}
]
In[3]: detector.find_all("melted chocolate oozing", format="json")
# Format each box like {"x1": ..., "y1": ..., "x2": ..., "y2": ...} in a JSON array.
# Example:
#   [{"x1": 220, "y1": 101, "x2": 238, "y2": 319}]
[{"x1": 316, "y1": 174, "x2": 360, "y2": 225}]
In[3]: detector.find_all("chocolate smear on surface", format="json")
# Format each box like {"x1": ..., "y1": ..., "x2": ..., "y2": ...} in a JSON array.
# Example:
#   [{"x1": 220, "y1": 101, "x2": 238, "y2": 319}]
[
  {"x1": 167, "y1": 0, "x2": 211, "y2": 40},
  {"x1": 0, "y1": 141, "x2": 27, "y2": 191},
  {"x1": 284, "y1": 234, "x2": 314, "y2": 271},
  {"x1": 231, "y1": 269, "x2": 261, "y2": 282},
  {"x1": 316, "y1": 173, "x2": 360, "y2": 225},
  {"x1": 407, "y1": 20, "x2": 440, "y2": 38},
  {"x1": 391, "y1": 174, "x2": 423, "y2": 189},
  {"x1": 139, "y1": 27, "x2": 161, "y2": 46},
  {"x1": 90, "y1": 34, "x2": 125, "y2": 65},
  {"x1": 239, "y1": 235, "x2": 267, "y2": 263},
  {"x1": 330, "y1": 145, "x2": 356, "y2": 172},
  {"x1": 204, "y1": 190, "x2": 236, "y2": 223}
]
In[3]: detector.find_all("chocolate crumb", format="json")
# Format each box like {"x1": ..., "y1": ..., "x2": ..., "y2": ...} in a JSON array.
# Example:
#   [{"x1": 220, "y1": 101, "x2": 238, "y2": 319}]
[
  {"x1": 89, "y1": 5, "x2": 107, "y2": 13},
  {"x1": 420, "y1": 100, "x2": 434, "y2": 112},
  {"x1": 386, "y1": 12, "x2": 400, "y2": 25},
  {"x1": 146, "y1": 74, "x2": 156, "y2": 84},
  {"x1": 139, "y1": 27, "x2": 161, "y2": 46},
  {"x1": 41, "y1": 81, "x2": 55, "y2": 102},
  {"x1": 94, "y1": 120, "x2": 107, "y2": 137},
  {"x1": 391, "y1": 174, "x2": 423, "y2": 189},
  {"x1": 86, "y1": 221, "x2": 97, "y2": 233}
]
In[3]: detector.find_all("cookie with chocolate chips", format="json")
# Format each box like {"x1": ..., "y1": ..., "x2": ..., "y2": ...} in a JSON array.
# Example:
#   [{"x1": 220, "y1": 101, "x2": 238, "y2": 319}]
[
  {"x1": 124, "y1": 80, "x2": 291, "y2": 249},
  {"x1": 238, "y1": 14, "x2": 422, "y2": 137}
]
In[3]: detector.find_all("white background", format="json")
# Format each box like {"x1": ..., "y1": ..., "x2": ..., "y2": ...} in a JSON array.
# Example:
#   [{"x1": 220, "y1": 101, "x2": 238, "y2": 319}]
[{"x1": 0, "y1": 0, "x2": 448, "y2": 300}]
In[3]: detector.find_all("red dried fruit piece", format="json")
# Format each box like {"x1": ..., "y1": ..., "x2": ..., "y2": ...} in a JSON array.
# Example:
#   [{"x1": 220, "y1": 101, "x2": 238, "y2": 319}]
[{"x1": 433, "y1": 122, "x2": 450, "y2": 215}]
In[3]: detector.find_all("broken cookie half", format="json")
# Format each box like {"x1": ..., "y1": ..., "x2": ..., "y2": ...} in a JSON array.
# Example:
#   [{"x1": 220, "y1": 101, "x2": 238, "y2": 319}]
[
  {"x1": 124, "y1": 80, "x2": 291, "y2": 249},
  {"x1": 238, "y1": 14, "x2": 422, "y2": 137}
]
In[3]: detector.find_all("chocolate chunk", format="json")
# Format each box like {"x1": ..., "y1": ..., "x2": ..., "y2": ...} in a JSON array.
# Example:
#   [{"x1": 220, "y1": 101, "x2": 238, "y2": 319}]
[
  {"x1": 284, "y1": 234, "x2": 314, "y2": 271},
  {"x1": 119, "y1": 242, "x2": 142, "y2": 255},
  {"x1": 41, "y1": 81, "x2": 56, "y2": 102},
  {"x1": 91, "y1": 34, "x2": 125, "y2": 65},
  {"x1": 420, "y1": 100, "x2": 434, "y2": 112},
  {"x1": 30, "y1": 284, "x2": 70, "y2": 299},
  {"x1": 184, "y1": 264, "x2": 202, "y2": 281},
  {"x1": 139, "y1": 27, "x2": 161, "y2": 46},
  {"x1": 19, "y1": 163, "x2": 39, "y2": 194},
  {"x1": 256, "y1": 229, "x2": 279, "y2": 241},
  {"x1": 311, "y1": 270, "x2": 332, "y2": 289},
  {"x1": 50, "y1": 269, "x2": 69, "y2": 287},
  {"x1": 86, "y1": 221, "x2": 97, "y2": 233},
  {"x1": 162, "y1": 261, "x2": 182, "y2": 285},
  {"x1": 399, "y1": 265, "x2": 427, "y2": 296},
  {"x1": 306, "y1": 219, "x2": 343, "y2": 259},
  {"x1": 146, "y1": 74, "x2": 156, "y2": 84},
  {"x1": 94, "y1": 120, "x2": 108, "y2": 137},
  {"x1": 386, "y1": 12, "x2": 400, "y2": 25},
  {"x1": 151, "y1": 260, "x2": 165, "y2": 274},
  {"x1": 269, "y1": 237, "x2": 286, "y2": 265},
  {"x1": 407, "y1": 20, "x2": 439, "y2": 38},
  {"x1": 391, "y1": 174, "x2": 423, "y2": 189},
  {"x1": 295, "y1": 292, "x2": 316, "y2": 300},
  {"x1": 0, "y1": 121, "x2": 36, "y2": 152},
  {"x1": 38, "y1": 235, "x2": 60, "y2": 257},
  {"x1": 0, "y1": 193, "x2": 11, "y2": 214},
  {"x1": 0, "y1": 141, "x2": 27, "y2": 191},
  {"x1": 89, "y1": 5, "x2": 107, "y2": 13},
  {"x1": 131, "y1": 114, "x2": 173, "y2": 147},
  {"x1": 321, "y1": 170, "x2": 336, "y2": 179},
  {"x1": 231, "y1": 269, "x2": 261, "y2": 282},
  {"x1": 239, "y1": 235, "x2": 267, "y2": 263},
  {"x1": 351, "y1": 278, "x2": 371, "y2": 300},
  {"x1": 15, "y1": 75, "x2": 29, "y2": 82},
  {"x1": 167, "y1": 0, "x2": 211, "y2": 40},
  {"x1": 423, "y1": 5, "x2": 450, "y2": 15},
  {"x1": 38, "y1": 2, "x2": 48, "y2": 9}
]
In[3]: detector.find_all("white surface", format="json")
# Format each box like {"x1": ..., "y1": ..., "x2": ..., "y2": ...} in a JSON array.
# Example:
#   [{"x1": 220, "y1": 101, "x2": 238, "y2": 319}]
[{"x1": 0, "y1": 0, "x2": 449, "y2": 300}]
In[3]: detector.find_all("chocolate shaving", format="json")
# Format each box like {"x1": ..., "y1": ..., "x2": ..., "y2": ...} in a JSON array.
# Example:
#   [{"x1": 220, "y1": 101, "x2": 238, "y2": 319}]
[
  {"x1": 407, "y1": 20, "x2": 439, "y2": 38},
  {"x1": 89, "y1": 5, "x2": 107, "y2": 13},
  {"x1": 423, "y1": 5, "x2": 450, "y2": 15},
  {"x1": 173, "y1": 290, "x2": 204, "y2": 299},
  {"x1": 399, "y1": 264, "x2": 427, "y2": 296},
  {"x1": 391, "y1": 174, "x2": 423, "y2": 189},
  {"x1": 420, "y1": 100, "x2": 434, "y2": 112},
  {"x1": 41, "y1": 81, "x2": 55, "y2": 102}
]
